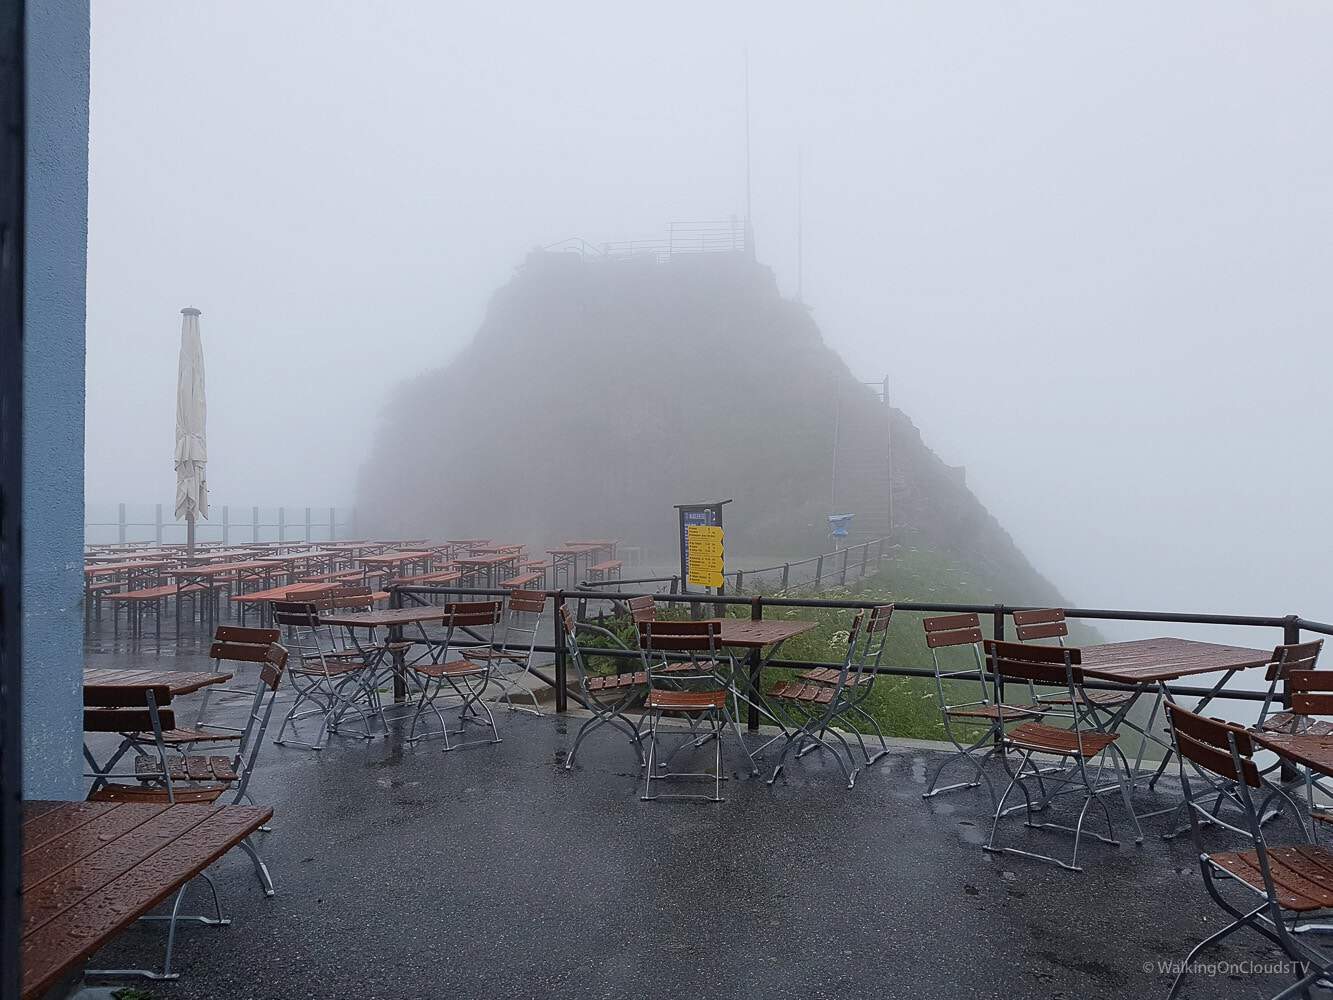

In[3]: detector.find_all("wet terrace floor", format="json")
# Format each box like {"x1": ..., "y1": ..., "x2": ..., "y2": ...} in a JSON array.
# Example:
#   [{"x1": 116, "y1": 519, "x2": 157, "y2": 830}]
[{"x1": 76, "y1": 626, "x2": 1314, "y2": 1000}]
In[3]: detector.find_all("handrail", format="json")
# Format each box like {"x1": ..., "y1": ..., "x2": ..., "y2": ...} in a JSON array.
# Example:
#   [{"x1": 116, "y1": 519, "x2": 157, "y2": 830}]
[{"x1": 387, "y1": 582, "x2": 1300, "y2": 732}]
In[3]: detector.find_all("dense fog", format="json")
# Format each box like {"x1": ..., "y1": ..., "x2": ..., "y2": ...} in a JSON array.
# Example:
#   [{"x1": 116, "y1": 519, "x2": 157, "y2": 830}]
[{"x1": 86, "y1": 2, "x2": 1333, "y2": 631}]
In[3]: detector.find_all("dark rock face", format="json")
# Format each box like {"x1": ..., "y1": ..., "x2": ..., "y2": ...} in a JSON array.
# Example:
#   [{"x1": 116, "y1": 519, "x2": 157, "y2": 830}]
[{"x1": 357, "y1": 249, "x2": 1062, "y2": 603}]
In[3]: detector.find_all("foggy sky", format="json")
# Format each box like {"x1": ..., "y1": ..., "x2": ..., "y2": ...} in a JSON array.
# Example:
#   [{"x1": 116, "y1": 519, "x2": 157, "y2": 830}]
[{"x1": 86, "y1": 2, "x2": 1333, "y2": 631}]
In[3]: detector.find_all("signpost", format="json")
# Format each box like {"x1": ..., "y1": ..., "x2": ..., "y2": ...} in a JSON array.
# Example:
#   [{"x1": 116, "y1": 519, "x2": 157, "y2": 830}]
[{"x1": 675, "y1": 499, "x2": 731, "y2": 596}]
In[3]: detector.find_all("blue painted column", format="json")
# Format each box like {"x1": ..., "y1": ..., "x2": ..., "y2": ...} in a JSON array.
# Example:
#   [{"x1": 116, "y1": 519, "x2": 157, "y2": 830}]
[{"x1": 22, "y1": 0, "x2": 90, "y2": 798}]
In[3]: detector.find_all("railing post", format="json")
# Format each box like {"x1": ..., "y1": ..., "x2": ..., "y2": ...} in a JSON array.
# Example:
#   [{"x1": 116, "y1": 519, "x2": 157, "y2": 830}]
[
  {"x1": 861, "y1": 542, "x2": 870, "y2": 577},
  {"x1": 735, "y1": 570, "x2": 744, "y2": 595},
  {"x1": 252, "y1": 505, "x2": 259, "y2": 543},
  {"x1": 329, "y1": 506, "x2": 336, "y2": 542},
  {"x1": 1280, "y1": 614, "x2": 1301, "y2": 781},
  {"x1": 554, "y1": 591, "x2": 568, "y2": 713},
  {"x1": 877, "y1": 537, "x2": 885, "y2": 564},
  {"x1": 154, "y1": 503, "x2": 163, "y2": 545},
  {"x1": 222, "y1": 504, "x2": 230, "y2": 544},
  {"x1": 117, "y1": 502, "x2": 126, "y2": 544},
  {"x1": 815, "y1": 555, "x2": 824, "y2": 589},
  {"x1": 840, "y1": 548, "x2": 850, "y2": 585},
  {"x1": 277, "y1": 508, "x2": 286, "y2": 544},
  {"x1": 747, "y1": 596, "x2": 763, "y2": 731},
  {"x1": 303, "y1": 506, "x2": 311, "y2": 542},
  {"x1": 993, "y1": 605, "x2": 1006, "y2": 748},
  {"x1": 670, "y1": 576, "x2": 679, "y2": 594},
  {"x1": 781, "y1": 563, "x2": 790, "y2": 591}
]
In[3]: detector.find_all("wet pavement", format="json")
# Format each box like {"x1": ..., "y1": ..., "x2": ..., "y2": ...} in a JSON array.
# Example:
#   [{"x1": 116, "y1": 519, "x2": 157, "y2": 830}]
[{"x1": 76, "y1": 627, "x2": 1312, "y2": 999}]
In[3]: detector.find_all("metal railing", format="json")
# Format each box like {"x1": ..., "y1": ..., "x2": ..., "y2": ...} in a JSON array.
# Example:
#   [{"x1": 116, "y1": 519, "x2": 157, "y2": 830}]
[
  {"x1": 86, "y1": 503, "x2": 357, "y2": 546},
  {"x1": 577, "y1": 537, "x2": 888, "y2": 597},
  {"x1": 388, "y1": 582, "x2": 1326, "y2": 728}
]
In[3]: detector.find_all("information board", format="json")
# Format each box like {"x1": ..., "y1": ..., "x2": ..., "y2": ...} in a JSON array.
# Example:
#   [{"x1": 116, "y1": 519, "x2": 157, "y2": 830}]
[{"x1": 685, "y1": 525, "x2": 725, "y2": 589}]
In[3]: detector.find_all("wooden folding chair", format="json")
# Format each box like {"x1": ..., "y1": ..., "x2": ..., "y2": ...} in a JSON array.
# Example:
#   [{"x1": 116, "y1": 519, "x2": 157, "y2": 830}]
[{"x1": 1166, "y1": 704, "x2": 1333, "y2": 1000}]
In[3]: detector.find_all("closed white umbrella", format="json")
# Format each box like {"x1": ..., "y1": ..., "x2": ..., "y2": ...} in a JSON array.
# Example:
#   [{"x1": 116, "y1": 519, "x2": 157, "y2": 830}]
[{"x1": 174, "y1": 307, "x2": 208, "y2": 557}]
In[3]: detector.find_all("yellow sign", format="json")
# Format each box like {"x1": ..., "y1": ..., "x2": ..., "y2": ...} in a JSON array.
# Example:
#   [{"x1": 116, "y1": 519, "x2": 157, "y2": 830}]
[{"x1": 686, "y1": 525, "x2": 725, "y2": 589}]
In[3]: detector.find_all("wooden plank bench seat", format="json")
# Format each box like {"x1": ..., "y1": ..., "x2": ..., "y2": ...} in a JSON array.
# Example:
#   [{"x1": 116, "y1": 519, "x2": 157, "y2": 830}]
[
  {"x1": 589, "y1": 560, "x2": 622, "y2": 574},
  {"x1": 20, "y1": 800, "x2": 272, "y2": 998}
]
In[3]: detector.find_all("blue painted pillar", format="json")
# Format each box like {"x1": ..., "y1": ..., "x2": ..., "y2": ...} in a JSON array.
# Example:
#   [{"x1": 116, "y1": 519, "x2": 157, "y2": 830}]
[{"x1": 22, "y1": 0, "x2": 90, "y2": 798}]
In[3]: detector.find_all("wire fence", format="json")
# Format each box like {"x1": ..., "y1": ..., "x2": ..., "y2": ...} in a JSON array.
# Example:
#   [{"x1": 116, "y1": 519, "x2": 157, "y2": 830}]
[{"x1": 578, "y1": 537, "x2": 887, "y2": 597}]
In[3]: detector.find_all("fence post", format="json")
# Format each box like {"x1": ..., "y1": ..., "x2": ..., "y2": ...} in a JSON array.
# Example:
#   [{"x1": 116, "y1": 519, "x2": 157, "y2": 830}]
[
  {"x1": 329, "y1": 506, "x2": 336, "y2": 542},
  {"x1": 304, "y1": 506, "x2": 312, "y2": 542},
  {"x1": 117, "y1": 502, "x2": 126, "y2": 544},
  {"x1": 840, "y1": 548, "x2": 850, "y2": 585},
  {"x1": 861, "y1": 542, "x2": 870, "y2": 577},
  {"x1": 154, "y1": 503, "x2": 163, "y2": 545},
  {"x1": 277, "y1": 508, "x2": 286, "y2": 544},
  {"x1": 814, "y1": 555, "x2": 824, "y2": 589},
  {"x1": 781, "y1": 563, "x2": 790, "y2": 591},
  {"x1": 222, "y1": 505, "x2": 230, "y2": 545},
  {"x1": 553, "y1": 592, "x2": 568, "y2": 712},
  {"x1": 877, "y1": 537, "x2": 885, "y2": 564},
  {"x1": 252, "y1": 505, "x2": 259, "y2": 543},
  {"x1": 735, "y1": 570, "x2": 744, "y2": 595},
  {"x1": 747, "y1": 596, "x2": 763, "y2": 731}
]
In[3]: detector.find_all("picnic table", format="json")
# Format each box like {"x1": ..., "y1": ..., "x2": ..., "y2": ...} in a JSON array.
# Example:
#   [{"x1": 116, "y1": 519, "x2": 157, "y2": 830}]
[
  {"x1": 19, "y1": 800, "x2": 272, "y2": 999},
  {"x1": 456, "y1": 553, "x2": 521, "y2": 587},
  {"x1": 166, "y1": 559, "x2": 288, "y2": 632},
  {"x1": 565, "y1": 538, "x2": 619, "y2": 563},
  {"x1": 1077, "y1": 637, "x2": 1273, "y2": 795},
  {"x1": 356, "y1": 550, "x2": 434, "y2": 579},
  {"x1": 547, "y1": 545, "x2": 599, "y2": 587}
]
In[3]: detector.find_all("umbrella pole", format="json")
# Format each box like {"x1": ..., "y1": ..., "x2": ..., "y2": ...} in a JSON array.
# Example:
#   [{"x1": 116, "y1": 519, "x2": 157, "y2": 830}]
[{"x1": 187, "y1": 511, "x2": 195, "y2": 560}]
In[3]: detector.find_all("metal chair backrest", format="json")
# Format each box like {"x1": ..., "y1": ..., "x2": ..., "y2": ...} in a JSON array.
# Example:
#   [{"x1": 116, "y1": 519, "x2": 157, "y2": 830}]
[
  {"x1": 1012, "y1": 608, "x2": 1068, "y2": 643},
  {"x1": 1290, "y1": 669, "x2": 1333, "y2": 717},
  {"x1": 443, "y1": 600, "x2": 504, "y2": 629},
  {"x1": 508, "y1": 589, "x2": 547, "y2": 615},
  {"x1": 1265, "y1": 639, "x2": 1323, "y2": 682},
  {"x1": 209, "y1": 625, "x2": 281, "y2": 666},
  {"x1": 230, "y1": 642, "x2": 289, "y2": 801},
  {"x1": 984, "y1": 639, "x2": 1089, "y2": 735},
  {"x1": 272, "y1": 601, "x2": 322, "y2": 629},
  {"x1": 1167, "y1": 704, "x2": 1259, "y2": 787},
  {"x1": 637, "y1": 619, "x2": 724, "y2": 686},
  {"x1": 319, "y1": 586, "x2": 375, "y2": 611},
  {"x1": 923, "y1": 613, "x2": 990, "y2": 714},
  {"x1": 83, "y1": 684, "x2": 175, "y2": 733},
  {"x1": 627, "y1": 595, "x2": 656, "y2": 623},
  {"x1": 1255, "y1": 639, "x2": 1324, "y2": 728},
  {"x1": 845, "y1": 605, "x2": 893, "y2": 690}
]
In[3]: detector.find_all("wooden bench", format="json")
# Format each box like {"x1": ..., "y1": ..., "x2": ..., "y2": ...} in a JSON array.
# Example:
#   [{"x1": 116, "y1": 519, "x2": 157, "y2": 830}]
[
  {"x1": 20, "y1": 800, "x2": 273, "y2": 998},
  {"x1": 500, "y1": 571, "x2": 544, "y2": 590}
]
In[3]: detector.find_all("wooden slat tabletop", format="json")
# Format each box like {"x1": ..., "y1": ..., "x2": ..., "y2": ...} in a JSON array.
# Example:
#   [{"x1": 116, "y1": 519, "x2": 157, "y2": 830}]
[
  {"x1": 1252, "y1": 732, "x2": 1333, "y2": 779},
  {"x1": 84, "y1": 667, "x2": 232, "y2": 697},
  {"x1": 319, "y1": 606, "x2": 452, "y2": 628},
  {"x1": 1079, "y1": 637, "x2": 1272, "y2": 684},
  {"x1": 20, "y1": 800, "x2": 272, "y2": 999},
  {"x1": 356, "y1": 550, "x2": 433, "y2": 566},
  {"x1": 714, "y1": 619, "x2": 819, "y2": 648}
]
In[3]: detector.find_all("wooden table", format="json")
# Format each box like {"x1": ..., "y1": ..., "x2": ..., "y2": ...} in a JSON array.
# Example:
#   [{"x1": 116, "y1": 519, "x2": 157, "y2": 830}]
[
  {"x1": 547, "y1": 545, "x2": 598, "y2": 587},
  {"x1": 19, "y1": 799, "x2": 272, "y2": 999},
  {"x1": 356, "y1": 550, "x2": 435, "y2": 582},
  {"x1": 1078, "y1": 637, "x2": 1273, "y2": 792},
  {"x1": 84, "y1": 666, "x2": 234, "y2": 698},
  {"x1": 709, "y1": 618, "x2": 820, "y2": 732},
  {"x1": 1253, "y1": 731, "x2": 1333, "y2": 778},
  {"x1": 320, "y1": 606, "x2": 455, "y2": 704}
]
